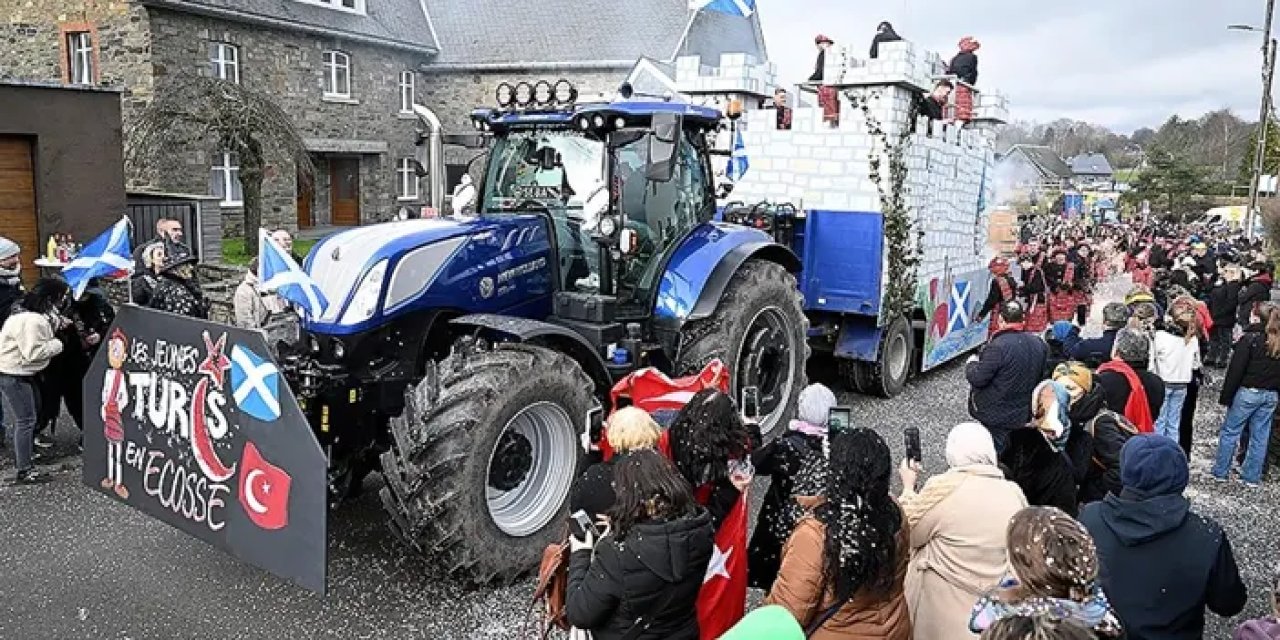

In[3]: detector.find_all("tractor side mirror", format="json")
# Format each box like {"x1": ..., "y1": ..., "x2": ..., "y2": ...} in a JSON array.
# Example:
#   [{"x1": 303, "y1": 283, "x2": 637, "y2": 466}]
[{"x1": 645, "y1": 112, "x2": 682, "y2": 183}]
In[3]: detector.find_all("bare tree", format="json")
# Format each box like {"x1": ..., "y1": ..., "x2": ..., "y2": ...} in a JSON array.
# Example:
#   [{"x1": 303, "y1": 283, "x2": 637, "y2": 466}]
[{"x1": 126, "y1": 75, "x2": 314, "y2": 258}]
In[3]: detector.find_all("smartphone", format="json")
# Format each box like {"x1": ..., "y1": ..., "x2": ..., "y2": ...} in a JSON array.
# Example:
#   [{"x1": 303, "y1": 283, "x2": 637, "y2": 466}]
[
  {"x1": 741, "y1": 386, "x2": 760, "y2": 419},
  {"x1": 827, "y1": 406, "x2": 853, "y2": 434},
  {"x1": 904, "y1": 427, "x2": 922, "y2": 464},
  {"x1": 585, "y1": 405, "x2": 604, "y2": 442},
  {"x1": 569, "y1": 509, "x2": 597, "y2": 540}
]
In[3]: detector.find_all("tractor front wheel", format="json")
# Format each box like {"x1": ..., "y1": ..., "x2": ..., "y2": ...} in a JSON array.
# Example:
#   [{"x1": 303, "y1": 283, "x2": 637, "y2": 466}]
[
  {"x1": 378, "y1": 342, "x2": 592, "y2": 585},
  {"x1": 677, "y1": 259, "x2": 809, "y2": 439}
]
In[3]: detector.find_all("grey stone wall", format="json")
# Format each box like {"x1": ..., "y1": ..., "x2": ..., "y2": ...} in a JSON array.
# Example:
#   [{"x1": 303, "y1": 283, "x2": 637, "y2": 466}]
[{"x1": 146, "y1": 7, "x2": 430, "y2": 232}]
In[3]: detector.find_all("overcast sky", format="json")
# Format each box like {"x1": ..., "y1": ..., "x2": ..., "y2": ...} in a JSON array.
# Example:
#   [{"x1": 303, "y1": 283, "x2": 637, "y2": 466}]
[{"x1": 757, "y1": 0, "x2": 1270, "y2": 133}]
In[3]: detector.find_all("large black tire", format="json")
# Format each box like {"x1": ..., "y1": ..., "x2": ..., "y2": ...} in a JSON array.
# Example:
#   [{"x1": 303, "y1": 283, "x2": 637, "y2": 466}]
[
  {"x1": 379, "y1": 342, "x2": 593, "y2": 585},
  {"x1": 865, "y1": 315, "x2": 913, "y2": 398},
  {"x1": 676, "y1": 259, "x2": 809, "y2": 438}
]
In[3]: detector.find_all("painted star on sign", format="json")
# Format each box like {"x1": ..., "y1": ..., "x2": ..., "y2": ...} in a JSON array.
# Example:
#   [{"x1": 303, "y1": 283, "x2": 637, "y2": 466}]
[
  {"x1": 704, "y1": 544, "x2": 732, "y2": 583},
  {"x1": 199, "y1": 331, "x2": 232, "y2": 389}
]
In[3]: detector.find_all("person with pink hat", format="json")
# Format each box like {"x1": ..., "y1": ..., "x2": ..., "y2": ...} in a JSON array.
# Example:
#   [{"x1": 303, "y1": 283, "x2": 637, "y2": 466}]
[{"x1": 947, "y1": 37, "x2": 980, "y2": 121}]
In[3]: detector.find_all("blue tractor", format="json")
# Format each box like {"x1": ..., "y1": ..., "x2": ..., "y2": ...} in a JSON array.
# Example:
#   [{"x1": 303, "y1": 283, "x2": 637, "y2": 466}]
[{"x1": 285, "y1": 82, "x2": 807, "y2": 583}]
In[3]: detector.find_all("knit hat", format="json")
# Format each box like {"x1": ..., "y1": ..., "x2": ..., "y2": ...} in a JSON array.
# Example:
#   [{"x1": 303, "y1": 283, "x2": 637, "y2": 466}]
[
  {"x1": 720, "y1": 605, "x2": 805, "y2": 640},
  {"x1": 1112, "y1": 328, "x2": 1150, "y2": 364},
  {"x1": 1053, "y1": 361, "x2": 1093, "y2": 394},
  {"x1": 1120, "y1": 435, "x2": 1189, "y2": 498},
  {"x1": 0, "y1": 236, "x2": 19, "y2": 261},
  {"x1": 796, "y1": 383, "x2": 837, "y2": 426},
  {"x1": 568, "y1": 461, "x2": 616, "y2": 517},
  {"x1": 1102, "y1": 302, "x2": 1130, "y2": 329},
  {"x1": 1124, "y1": 287, "x2": 1155, "y2": 306},
  {"x1": 945, "y1": 422, "x2": 997, "y2": 468}
]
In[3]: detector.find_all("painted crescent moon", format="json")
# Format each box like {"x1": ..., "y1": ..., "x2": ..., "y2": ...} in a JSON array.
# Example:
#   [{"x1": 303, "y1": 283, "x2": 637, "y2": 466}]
[
  {"x1": 244, "y1": 469, "x2": 268, "y2": 514},
  {"x1": 190, "y1": 378, "x2": 236, "y2": 482}
]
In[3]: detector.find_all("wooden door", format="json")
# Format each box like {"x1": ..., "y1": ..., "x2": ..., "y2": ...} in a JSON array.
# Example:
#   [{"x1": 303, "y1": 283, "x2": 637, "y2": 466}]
[
  {"x1": 296, "y1": 172, "x2": 313, "y2": 229},
  {"x1": 330, "y1": 157, "x2": 360, "y2": 226},
  {"x1": 0, "y1": 137, "x2": 39, "y2": 285}
]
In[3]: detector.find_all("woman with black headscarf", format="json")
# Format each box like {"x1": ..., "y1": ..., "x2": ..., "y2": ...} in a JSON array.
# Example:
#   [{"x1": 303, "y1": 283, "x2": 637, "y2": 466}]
[
  {"x1": 870, "y1": 21, "x2": 903, "y2": 59},
  {"x1": 765, "y1": 429, "x2": 911, "y2": 639}
]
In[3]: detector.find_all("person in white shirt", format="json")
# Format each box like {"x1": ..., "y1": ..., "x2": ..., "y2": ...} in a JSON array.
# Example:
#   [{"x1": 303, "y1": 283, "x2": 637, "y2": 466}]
[
  {"x1": 0, "y1": 278, "x2": 70, "y2": 484},
  {"x1": 1151, "y1": 297, "x2": 1202, "y2": 441}
]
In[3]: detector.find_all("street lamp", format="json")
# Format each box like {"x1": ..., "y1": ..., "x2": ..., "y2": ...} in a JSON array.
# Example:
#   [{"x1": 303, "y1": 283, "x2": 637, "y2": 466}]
[{"x1": 1230, "y1": 4, "x2": 1276, "y2": 240}]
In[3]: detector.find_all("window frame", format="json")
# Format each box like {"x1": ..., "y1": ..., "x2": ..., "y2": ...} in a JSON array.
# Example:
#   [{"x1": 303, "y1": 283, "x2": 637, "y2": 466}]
[
  {"x1": 322, "y1": 50, "x2": 351, "y2": 99},
  {"x1": 397, "y1": 157, "x2": 420, "y2": 201},
  {"x1": 67, "y1": 31, "x2": 94, "y2": 85},
  {"x1": 399, "y1": 70, "x2": 415, "y2": 114},
  {"x1": 211, "y1": 152, "x2": 244, "y2": 208},
  {"x1": 291, "y1": 0, "x2": 365, "y2": 14},
  {"x1": 209, "y1": 42, "x2": 240, "y2": 84}
]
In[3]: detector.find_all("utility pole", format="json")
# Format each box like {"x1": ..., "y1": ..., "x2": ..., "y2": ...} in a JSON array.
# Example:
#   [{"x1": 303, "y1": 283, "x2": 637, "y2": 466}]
[{"x1": 1246, "y1": 0, "x2": 1276, "y2": 240}]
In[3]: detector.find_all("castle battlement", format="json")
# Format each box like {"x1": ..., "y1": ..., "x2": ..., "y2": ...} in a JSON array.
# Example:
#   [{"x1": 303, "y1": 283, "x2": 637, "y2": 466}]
[{"x1": 675, "y1": 53, "x2": 778, "y2": 98}]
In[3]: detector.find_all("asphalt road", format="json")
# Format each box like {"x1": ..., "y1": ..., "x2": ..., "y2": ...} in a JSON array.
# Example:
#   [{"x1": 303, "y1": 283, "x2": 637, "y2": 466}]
[{"x1": 1, "y1": 280, "x2": 1276, "y2": 639}]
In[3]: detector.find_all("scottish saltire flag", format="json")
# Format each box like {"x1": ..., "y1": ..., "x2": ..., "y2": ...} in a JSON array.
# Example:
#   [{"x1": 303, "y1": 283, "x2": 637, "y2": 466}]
[
  {"x1": 949, "y1": 281, "x2": 971, "y2": 333},
  {"x1": 689, "y1": 0, "x2": 755, "y2": 17},
  {"x1": 62, "y1": 215, "x2": 132, "y2": 299},
  {"x1": 257, "y1": 228, "x2": 328, "y2": 319},
  {"x1": 727, "y1": 129, "x2": 750, "y2": 181},
  {"x1": 230, "y1": 344, "x2": 281, "y2": 422}
]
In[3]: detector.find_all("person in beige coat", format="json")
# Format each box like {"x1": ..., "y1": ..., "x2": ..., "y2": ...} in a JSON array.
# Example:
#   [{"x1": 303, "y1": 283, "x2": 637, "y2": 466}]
[{"x1": 897, "y1": 422, "x2": 1028, "y2": 640}]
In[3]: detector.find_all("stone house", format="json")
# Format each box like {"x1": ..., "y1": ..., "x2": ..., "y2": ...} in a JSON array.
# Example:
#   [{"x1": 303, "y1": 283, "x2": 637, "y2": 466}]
[
  {"x1": 996, "y1": 144, "x2": 1075, "y2": 206},
  {"x1": 1, "y1": 0, "x2": 765, "y2": 235}
]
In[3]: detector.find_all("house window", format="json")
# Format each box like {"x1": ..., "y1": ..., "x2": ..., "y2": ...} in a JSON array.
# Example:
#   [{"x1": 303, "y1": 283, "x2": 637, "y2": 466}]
[
  {"x1": 399, "y1": 70, "x2": 415, "y2": 113},
  {"x1": 66, "y1": 32, "x2": 94, "y2": 85},
  {"x1": 209, "y1": 42, "x2": 240, "y2": 83},
  {"x1": 322, "y1": 50, "x2": 351, "y2": 98},
  {"x1": 397, "y1": 158, "x2": 419, "y2": 200},
  {"x1": 210, "y1": 152, "x2": 244, "y2": 207}
]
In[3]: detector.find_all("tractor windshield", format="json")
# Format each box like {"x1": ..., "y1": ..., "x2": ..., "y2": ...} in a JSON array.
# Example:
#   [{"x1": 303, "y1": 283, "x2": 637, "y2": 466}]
[{"x1": 482, "y1": 130, "x2": 606, "y2": 214}]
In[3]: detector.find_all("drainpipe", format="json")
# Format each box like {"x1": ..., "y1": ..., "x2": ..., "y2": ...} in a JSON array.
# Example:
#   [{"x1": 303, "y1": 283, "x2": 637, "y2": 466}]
[{"x1": 411, "y1": 104, "x2": 446, "y2": 213}]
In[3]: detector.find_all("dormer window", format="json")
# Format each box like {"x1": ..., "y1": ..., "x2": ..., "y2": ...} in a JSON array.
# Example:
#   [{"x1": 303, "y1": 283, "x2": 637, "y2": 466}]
[{"x1": 291, "y1": 0, "x2": 364, "y2": 14}]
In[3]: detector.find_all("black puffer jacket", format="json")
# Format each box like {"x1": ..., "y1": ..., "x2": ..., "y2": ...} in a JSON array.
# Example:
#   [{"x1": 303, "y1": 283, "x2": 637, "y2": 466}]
[
  {"x1": 748, "y1": 431, "x2": 826, "y2": 591},
  {"x1": 566, "y1": 509, "x2": 714, "y2": 640},
  {"x1": 149, "y1": 274, "x2": 209, "y2": 319},
  {"x1": 1207, "y1": 279, "x2": 1240, "y2": 327},
  {"x1": 1221, "y1": 324, "x2": 1280, "y2": 405},
  {"x1": 967, "y1": 329, "x2": 1049, "y2": 431},
  {"x1": 1236, "y1": 272, "x2": 1274, "y2": 326},
  {"x1": 1000, "y1": 427, "x2": 1078, "y2": 517}
]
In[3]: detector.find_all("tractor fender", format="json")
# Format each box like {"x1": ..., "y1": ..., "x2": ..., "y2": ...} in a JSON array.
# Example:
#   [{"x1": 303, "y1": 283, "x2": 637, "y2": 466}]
[
  {"x1": 449, "y1": 314, "x2": 611, "y2": 393},
  {"x1": 654, "y1": 223, "x2": 801, "y2": 326}
]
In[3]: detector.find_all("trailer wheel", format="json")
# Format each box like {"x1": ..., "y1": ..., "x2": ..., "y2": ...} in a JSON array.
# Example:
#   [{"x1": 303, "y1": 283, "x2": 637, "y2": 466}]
[
  {"x1": 677, "y1": 259, "x2": 809, "y2": 439},
  {"x1": 865, "y1": 315, "x2": 913, "y2": 398},
  {"x1": 379, "y1": 342, "x2": 592, "y2": 585}
]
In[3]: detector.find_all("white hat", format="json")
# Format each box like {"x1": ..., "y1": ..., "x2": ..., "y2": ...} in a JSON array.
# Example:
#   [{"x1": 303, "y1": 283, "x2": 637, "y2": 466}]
[
  {"x1": 797, "y1": 383, "x2": 837, "y2": 426},
  {"x1": 0, "y1": 237, "x2": 19, "y2": 261}
]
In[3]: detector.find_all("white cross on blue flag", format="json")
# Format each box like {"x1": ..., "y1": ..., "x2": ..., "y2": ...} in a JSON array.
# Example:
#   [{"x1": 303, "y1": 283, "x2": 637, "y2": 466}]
[
  {"x1": 257, "y1": 228, "x2": 329, "y2": 319},
  {"x1": 62, "y1": 215, "x2": 133, "y2": 299},
  {"x1": 727, "y1": 129, "x2": 750, "y2": 181},
  {"x1": 689, "y1": 0, "x2": 755, "y2": 17}
]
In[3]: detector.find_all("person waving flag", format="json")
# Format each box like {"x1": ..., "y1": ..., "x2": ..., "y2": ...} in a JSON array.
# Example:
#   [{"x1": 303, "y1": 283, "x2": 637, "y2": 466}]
[
  {"x1": 62, "y1": 216, "x2": 133, "y2": 299},
  {"x1": 257, "y1": 228, "x2": 328, "y2": 319}
]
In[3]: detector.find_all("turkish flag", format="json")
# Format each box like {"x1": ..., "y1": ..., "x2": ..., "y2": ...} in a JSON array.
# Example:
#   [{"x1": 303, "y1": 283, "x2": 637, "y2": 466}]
[
  {"x1": 238, "y1": 441, "x2": 292, "y2": 530},
  {"x1": 600, "y1": 360, "x2": 729, "y2": 460},
  {"x1": 695, "y1": 487, "x2": 748, "y2": 639}
]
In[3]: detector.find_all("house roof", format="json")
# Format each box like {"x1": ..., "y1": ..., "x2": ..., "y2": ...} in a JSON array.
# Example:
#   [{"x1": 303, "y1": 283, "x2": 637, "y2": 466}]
[
  {"x1": 141, "y1": 0, "x2": 438, "y2": 54},
  {"x1": 1067, "y1": 153, "x2": 1115, "y2": 176},
  {"x1": 1006, "y1": 144, "x2": 1073, "y2": 180},
  {"x1": 421, "y1": 0, "x2": 765, "y2": 68}
]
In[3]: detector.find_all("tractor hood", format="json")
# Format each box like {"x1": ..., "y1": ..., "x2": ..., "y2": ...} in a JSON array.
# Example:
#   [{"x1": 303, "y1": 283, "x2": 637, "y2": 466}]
[
  {"x1": 301, "y1": 215, "x2": 556, "y2": 336},
  {"x1": 303, "y1": 219, "x2": 480, "y2": 332}
]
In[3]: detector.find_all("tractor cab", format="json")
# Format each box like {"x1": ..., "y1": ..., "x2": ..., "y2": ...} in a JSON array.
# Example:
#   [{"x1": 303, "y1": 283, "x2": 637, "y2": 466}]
[{"x1": 458, "y1": 81, "x2": 724, "y2": 321}]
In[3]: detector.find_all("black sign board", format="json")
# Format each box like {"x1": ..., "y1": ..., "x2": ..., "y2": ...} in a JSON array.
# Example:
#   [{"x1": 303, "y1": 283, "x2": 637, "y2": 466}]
[{"x1": 81, "y1": 305, "x2": 327, "y2": 593}]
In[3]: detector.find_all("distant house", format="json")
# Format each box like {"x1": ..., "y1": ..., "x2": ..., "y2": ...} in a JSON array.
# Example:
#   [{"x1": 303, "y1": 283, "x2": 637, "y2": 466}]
[
  {"x1": 997, "y1": 144, "x2": 1075, "y2": 203},
  {"x1": 1067, "y1": 153, "x2": 1114, "y2": 188}
]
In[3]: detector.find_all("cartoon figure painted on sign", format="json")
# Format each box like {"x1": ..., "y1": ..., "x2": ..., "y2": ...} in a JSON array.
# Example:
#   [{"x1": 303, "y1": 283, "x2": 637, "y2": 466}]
[{"x1": 100, "y1": 328, "x2": 130, "y2": 499}]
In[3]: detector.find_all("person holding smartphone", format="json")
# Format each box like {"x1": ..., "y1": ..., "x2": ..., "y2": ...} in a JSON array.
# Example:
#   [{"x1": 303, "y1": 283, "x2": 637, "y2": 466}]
[
  {"x1": 565, "y1": 449, "x2": 714, "y2": 640},
  {"x1": 898, "y1": 422, "x2": 1028, "y2": 640},
  {"x1": 748, "y1": 383, "x2": 835, "y2": 592}
]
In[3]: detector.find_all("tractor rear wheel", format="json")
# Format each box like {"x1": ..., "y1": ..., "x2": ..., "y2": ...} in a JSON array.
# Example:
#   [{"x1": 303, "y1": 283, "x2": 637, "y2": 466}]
[
  {"x1": 865, "y1": 315, "x2": 913, "y2": 398},
  {"x1": 379, "y1": 342, "x2": 593, "y2": 585},
  {"x1": 676, "y1": 259, "x2": 808, "y2": 439}
]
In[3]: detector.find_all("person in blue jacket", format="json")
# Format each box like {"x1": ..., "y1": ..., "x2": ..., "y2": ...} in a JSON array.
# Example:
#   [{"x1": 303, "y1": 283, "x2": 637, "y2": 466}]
[
  {"x1": 1059, "y1": 303, "x2": 1130, "y2": 369},
  {"x1": 966, "y1": 301, "x2": 1049, "y2": 452},
  {"x1": 1080, "y1": 435, "x2": 1246, "y2": 640}
]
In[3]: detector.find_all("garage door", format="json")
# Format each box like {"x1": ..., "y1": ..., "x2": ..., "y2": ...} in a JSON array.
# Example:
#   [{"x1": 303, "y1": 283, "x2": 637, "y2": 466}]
[{"x1": 0, "y1": 137, "x2": 39, "y2": 285}]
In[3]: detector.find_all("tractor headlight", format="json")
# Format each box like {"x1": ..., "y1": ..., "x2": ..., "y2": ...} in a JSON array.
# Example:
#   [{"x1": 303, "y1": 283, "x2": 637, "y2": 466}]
[
  {"x1": 598, "y1": 215, "x2": 618, "y2": 236},
  {"x1": 339, "y1": 259, "x2": 388, "y2": 326},
  {"x1": 308, "y1": 335, "x2": 321, "y2": 353}
]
